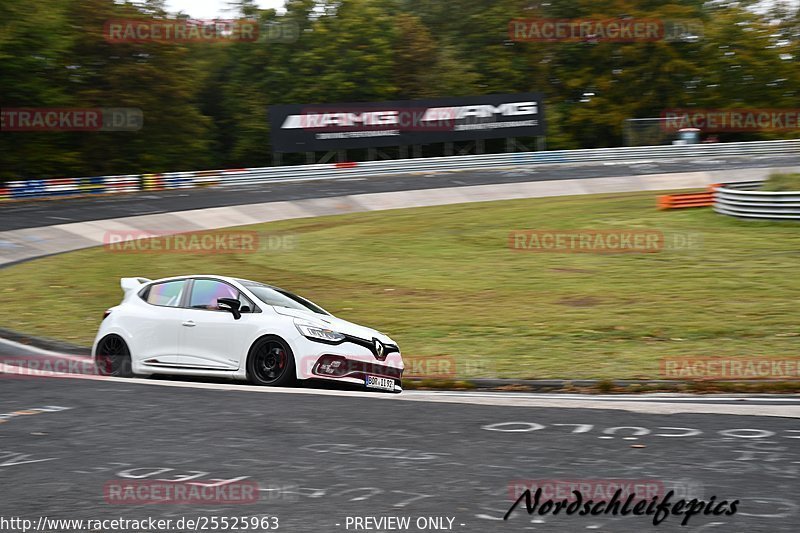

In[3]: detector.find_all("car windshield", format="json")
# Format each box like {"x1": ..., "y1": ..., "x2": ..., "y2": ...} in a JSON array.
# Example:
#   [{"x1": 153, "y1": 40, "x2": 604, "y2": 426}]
[{"x1": 239, "y1": 281, "x2": 329, "y2": 316}]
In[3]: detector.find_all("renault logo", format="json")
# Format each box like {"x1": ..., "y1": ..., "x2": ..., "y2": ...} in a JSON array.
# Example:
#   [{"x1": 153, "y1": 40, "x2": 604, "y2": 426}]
[{"x1": 373, "y1": 338, "x2": 385, "y2": 359}]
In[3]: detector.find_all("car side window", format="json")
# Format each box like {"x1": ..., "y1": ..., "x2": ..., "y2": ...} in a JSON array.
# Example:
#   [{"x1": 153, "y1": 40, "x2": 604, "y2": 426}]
[
  {"x1": 238, "y1": 292, "x2": 257, "y2": 313},
  {"x1": 145, "y1": 280, "x2": 187, "y2": 307},
  {"x1": 189, "y1": 279, "x2": 239, "y2": 311}
]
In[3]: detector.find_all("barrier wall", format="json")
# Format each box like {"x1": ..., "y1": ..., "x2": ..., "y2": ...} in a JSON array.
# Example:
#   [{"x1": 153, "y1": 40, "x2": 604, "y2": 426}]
[
  {"x1": 714, "y1": 181, "x2": 800, "y2": 220},
  {"x1": 2, "y1": 139, "x2": 798, "y2": 201}
]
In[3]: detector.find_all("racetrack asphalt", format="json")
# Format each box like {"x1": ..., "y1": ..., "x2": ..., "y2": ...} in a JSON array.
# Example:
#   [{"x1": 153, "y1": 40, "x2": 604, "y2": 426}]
[
  {"x1": 2, "y1": 154, "x2": 800, "y2": 533},
  {"x1": 1, "y1": 374, "x2": 799, "y2": 533},
  {"x1": 2, "y1": 152, "x2": 799, "y2": 232}
]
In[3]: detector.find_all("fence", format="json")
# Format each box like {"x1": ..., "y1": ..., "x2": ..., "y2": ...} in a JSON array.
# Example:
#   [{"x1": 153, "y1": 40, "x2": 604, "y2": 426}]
[{"x1": 2, "y1": 139, "x2": 798, "y2": 201}]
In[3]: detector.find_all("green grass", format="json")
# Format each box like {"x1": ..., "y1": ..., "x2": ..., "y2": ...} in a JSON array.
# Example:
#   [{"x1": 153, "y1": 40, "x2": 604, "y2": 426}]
[
  {"x1": 2, "y1": 190, "x2": 799, "y2": 379},
  {"x1": 763, "y1": 173, "x2": 800, "y2": 192}
]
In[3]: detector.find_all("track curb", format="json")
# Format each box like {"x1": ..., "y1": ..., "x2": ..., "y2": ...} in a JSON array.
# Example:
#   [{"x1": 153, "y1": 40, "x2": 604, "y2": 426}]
[{"x1": 2, "y1": 330, "x2": 798, "y2": 394}]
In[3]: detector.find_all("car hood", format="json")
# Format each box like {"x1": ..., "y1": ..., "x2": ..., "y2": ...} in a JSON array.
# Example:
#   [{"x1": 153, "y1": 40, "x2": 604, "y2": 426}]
[{"x1": 272, "y1": 306, "x2": 396, "y2": 344}]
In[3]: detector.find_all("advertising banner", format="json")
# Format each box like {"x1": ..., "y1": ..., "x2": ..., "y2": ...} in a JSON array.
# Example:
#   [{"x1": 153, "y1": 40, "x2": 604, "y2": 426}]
[{"x1": 268, "y1": 93, "x2": 545, "y2": 152}]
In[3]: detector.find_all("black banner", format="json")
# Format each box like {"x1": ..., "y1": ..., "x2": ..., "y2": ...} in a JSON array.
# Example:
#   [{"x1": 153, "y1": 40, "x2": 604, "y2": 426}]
[{"x1": 268, "y1": 93, "x2": 545, "y2": 152}]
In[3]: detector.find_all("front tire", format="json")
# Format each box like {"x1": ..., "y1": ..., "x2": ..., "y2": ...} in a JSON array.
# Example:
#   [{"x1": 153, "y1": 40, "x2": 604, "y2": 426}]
[
  {"x1": 246, "y1": 336, "x2": 296, "y2": 387},
  {"x1": 95, "y1": 335, "x2": 133, "y2": 377}
]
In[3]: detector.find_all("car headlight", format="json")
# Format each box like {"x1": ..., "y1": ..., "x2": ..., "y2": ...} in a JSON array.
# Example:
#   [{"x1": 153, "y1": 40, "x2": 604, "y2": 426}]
[{"x1": 295, "y1": 320, "x2": 345, "y2": 343}]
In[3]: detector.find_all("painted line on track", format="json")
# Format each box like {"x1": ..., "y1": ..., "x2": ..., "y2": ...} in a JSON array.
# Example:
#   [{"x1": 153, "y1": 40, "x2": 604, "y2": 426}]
[
  {"x1": 2, "y1": 358, "x2": 799, "y2": 418},
  {"x1": 0, "y1": 336, "x2": 90, "y2": 361},
  {"x1": 418, "y1": 391, "x2": 800, "y2": 403}
]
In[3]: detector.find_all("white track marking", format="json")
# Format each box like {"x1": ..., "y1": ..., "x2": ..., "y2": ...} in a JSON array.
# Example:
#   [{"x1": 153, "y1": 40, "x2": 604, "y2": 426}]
[
  {"x1": 2, "y1": 339, "x2": 799, "y2": 417},
  {"x1": 0, "y1": 337, "x2": 89, "y2": 362},
  {"x1": 2, "y1": 361, "x2": 799, "y2": 418},
  {"x1": 415, "y1": 391, "x2": 800, "y2": 403}
]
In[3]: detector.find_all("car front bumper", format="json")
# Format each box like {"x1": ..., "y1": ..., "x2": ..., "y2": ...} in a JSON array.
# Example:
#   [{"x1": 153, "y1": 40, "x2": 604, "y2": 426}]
[{"x1": 293, "y1": 335, "x2": 404, "y2": 392}]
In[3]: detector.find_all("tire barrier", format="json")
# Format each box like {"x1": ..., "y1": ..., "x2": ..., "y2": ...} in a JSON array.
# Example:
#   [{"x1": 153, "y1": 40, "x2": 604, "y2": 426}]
[
  {"x1": 714, "y1": 180, "x2": 800, "y2": 220},
  {"x1": 1, "y1": 139, "x2": 798, "y2": 202}
]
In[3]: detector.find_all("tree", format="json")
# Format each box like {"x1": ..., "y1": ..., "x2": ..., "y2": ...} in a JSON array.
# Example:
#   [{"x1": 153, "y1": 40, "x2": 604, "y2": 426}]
[{"x1": 0, "y1": 0, "x2": 76, "y2": 179}]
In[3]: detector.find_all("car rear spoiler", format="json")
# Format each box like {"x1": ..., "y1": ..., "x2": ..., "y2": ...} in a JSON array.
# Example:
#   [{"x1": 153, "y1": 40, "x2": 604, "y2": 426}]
[{"x1": 120, "y1": 277, "x2": 152, "y2": 294}]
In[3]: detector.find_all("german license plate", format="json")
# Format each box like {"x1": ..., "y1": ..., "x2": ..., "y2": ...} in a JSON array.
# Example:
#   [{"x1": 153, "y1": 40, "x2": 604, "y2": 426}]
[{"x1": 365, "y1": 375, "x2": 395, "y2": 391}]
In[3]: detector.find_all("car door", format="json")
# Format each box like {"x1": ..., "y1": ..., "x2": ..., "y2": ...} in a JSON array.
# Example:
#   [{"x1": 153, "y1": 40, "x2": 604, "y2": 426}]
[
  {"x1": 134, "y1": 279, "x2": 188, "y2": 365},
  {"x1": 179, "y1": 278, "x2": 260, "y2": 370}
]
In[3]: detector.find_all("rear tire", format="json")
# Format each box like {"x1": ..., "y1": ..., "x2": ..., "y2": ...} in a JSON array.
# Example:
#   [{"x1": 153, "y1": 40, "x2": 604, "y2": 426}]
[
  {"x1": 95, "y1": 335, "x2": 133, "y2": 377},
  {"x1": 246, "y1": 336, "x2": 296, "y2": 387}
]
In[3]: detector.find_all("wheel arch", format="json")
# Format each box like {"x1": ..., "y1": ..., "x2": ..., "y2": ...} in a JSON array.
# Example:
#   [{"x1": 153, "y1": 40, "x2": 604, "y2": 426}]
[{"x1": 245, "y1": 333, "x2": 301, "y2": 382}]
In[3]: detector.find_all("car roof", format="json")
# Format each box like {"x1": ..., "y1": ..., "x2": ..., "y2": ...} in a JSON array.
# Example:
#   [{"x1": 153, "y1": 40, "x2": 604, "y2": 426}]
[
  {"x1": 145, "y1": 275, "x2": 279, "y2": 290},
  {"x1": 147, "y1": 274, "x2": 241, "y2": 285}
]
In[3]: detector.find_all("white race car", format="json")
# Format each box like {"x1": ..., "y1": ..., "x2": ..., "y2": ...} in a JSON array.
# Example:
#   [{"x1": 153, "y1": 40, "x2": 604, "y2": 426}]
[{"x1": 92, "y1": 275, "x2": 403, "y2": 392}]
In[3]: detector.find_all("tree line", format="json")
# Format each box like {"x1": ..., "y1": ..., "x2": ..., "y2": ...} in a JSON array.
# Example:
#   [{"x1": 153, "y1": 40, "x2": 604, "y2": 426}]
[{"x1": 1, "y1": 0, "x2": 798, "y2": 180}]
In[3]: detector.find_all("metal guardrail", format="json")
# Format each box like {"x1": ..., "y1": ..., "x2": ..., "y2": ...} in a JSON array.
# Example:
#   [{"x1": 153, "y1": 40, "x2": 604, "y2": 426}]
[
  {"x1": 2, "y1": 139, "x2": 798, "y2": 200},
  {"x1": 185, "y1": 139, "x2": 800, "y2": 187},
  {"x1": 714, "y1": 180, "x2": 800, "y2": 220}
]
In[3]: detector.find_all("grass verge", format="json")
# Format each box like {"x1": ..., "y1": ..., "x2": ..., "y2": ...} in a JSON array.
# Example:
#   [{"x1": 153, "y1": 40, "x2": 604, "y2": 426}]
[
  {"x1": 763, "y1": 172, "x2": 800, "y2": 192},
  {"x1": 1, "y1": 189, "x2": 798, "y2": 380}
]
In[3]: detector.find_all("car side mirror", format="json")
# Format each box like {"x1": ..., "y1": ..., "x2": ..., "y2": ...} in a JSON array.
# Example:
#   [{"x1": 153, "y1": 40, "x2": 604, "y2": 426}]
[{"x1": 217, "y1": 297, "x2": 242, "y2": 320}]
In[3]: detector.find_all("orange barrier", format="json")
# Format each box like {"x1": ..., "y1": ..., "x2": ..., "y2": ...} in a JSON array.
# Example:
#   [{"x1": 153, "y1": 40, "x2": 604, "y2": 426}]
[{"x1": 658, "y1": 186, "x2": 716, "y2": 210}]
